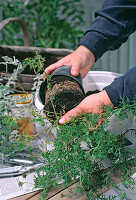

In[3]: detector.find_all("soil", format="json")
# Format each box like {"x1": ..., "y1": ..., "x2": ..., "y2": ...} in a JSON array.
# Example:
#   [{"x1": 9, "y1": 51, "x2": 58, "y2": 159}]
[{"x1": 44, "y1": 76, "x2": 85, "y2": 120}]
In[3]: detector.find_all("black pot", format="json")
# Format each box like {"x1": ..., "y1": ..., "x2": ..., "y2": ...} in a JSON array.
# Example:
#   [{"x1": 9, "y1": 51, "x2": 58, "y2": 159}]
[{"x1": 39, "y1": 66, "x2": 85, "y2": 105}]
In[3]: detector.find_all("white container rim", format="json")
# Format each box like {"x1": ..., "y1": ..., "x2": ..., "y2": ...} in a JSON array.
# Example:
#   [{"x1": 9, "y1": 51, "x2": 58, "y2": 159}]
[{"x1": 35, "y1": 71, "x2": 122, "y2": 111}]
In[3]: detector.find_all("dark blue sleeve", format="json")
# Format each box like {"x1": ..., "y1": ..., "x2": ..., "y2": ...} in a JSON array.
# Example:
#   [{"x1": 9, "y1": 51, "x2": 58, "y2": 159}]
[
  {"x1": 80, "y1": 0, "x2": 136, "y2": 61},
  {"x1": 104, "y1": 67, "x2": 136, "y2": 106}
]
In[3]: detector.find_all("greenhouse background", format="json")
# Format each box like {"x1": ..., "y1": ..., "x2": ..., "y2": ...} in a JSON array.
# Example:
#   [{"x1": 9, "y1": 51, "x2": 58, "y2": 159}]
[{"x1": 0, "y1": 0, "x2": 136, "y2": 74}]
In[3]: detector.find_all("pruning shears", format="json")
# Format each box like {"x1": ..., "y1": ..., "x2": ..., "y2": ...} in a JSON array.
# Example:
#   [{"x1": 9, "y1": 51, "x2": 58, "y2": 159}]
[{"x1": 0, "y1": 158, "x2": 44, "y2": 178}]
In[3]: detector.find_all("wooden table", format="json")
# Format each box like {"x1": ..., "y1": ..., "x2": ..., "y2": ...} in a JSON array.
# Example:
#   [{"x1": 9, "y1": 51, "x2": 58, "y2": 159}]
[{"x1": 10, "y1": 182, "x2": 87, "y2": 200}]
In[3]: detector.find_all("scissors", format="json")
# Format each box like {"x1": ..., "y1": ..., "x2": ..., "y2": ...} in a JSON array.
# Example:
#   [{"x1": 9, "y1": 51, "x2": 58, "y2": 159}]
[{"x1": 0, "y1": 158, "x2": 44, "y2": 178}]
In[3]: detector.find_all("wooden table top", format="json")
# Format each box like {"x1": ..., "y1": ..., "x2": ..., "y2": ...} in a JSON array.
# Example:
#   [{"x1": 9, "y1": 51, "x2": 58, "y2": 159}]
[{"x1": 10, "y1": 182, "x2": 87, "y2": 200}]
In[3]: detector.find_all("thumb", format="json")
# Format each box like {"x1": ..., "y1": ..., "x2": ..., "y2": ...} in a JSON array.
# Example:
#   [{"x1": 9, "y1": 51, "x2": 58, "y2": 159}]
[
  {"x1": 71, "y1": 62, "x2": 81, "y2": 77},
  {"x1": 59, "y1": 105, "x2": 82, "y2": 124}
]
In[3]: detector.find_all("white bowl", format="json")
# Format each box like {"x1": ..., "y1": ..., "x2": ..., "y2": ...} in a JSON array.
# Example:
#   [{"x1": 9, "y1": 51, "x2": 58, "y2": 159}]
[
  {"x1": 82, "y1": 71, "x2": 122, "y2": 93},
  {"x1": 35, "y1": 71, "x2": 122, "y2": 111}
]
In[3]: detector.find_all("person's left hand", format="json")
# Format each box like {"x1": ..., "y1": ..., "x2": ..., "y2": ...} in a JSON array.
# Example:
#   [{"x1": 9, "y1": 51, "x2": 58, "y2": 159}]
[{"x1": 59, "y1": 90, "x2": 114, "y2": 124}]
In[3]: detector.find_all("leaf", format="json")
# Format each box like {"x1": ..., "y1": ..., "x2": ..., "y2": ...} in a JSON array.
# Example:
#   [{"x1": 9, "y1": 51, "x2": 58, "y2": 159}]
[
  {"x1": 2, "y1": 56, "x2": 13, "y2": 62},
  {"x1": 18, "y1": 181, "x2": 24, "y2": 187},
  {"x1": 68, "y1": 189, "x2": 73, "y2": 194},
  {"x1": 61, "y1": 193, "x2": 67, "y2": 198},
  {"x1": 22, "y1": 174, "x2": 27, "y2": 178}
]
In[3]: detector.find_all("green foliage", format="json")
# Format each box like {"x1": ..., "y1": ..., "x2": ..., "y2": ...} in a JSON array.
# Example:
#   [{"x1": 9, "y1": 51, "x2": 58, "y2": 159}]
[
  {"x1": 113, "y1": 98, "x2": 136, "y2": 119},
  {"x1": 0, "y1": 55, "x2": 136, "y2": 200},
  {"x1": 0, "y1": 57, "x2": 33, "y2": 160},
  {"x1": 18, "y1": 181, "x2": 24, "y2": 187},
  {"x1": 34, "y1": 108, "x2": 136, "y2": 199},
  {"x1": 23, "y1": 52, "x2": 45, "y2": 74},
  {"x1": 0, "y1": 0, "x2": 84, "y2": 49}
]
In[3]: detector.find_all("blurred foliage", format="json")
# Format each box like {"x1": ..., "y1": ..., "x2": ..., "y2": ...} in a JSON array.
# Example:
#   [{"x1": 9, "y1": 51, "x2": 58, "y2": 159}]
[{"x1": 0, "y1": 0, "x2": 85, "y2": 49}]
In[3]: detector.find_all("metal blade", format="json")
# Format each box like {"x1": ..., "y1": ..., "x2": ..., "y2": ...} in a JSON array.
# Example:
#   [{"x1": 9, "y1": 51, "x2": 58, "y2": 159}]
[{"x1": 0, "y1": 166, "x2": 22, "y2": 174}]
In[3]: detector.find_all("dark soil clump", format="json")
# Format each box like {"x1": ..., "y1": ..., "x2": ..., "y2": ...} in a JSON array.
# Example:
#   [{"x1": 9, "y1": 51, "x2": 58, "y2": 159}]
[{"x1": 44, "y1": 76, "x2": 85, "y2": 120}]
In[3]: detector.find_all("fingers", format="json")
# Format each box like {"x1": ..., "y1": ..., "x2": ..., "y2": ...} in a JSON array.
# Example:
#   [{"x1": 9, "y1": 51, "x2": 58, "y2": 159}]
[
  {"x1": 43, "y1": 51, "x2": 82, "y2": 78},
  {"x1": 45, "y1": 60, "x2": 65, "y2": 75},
  {"x1": 43, "y1": 61, "x2": 81, "y2": 80},
  {"x1": 42, "y1": 60, "x2": 66, "y2": 80},
  {"x1": 58, "y1": 91, "x2": 112, "y2": 125},
  {"x1": 59, "y1": 105, "x2": 82, "y2": 124},
  {"x1": 44, "y1": 59, "x2": 81, "y2": 77}
]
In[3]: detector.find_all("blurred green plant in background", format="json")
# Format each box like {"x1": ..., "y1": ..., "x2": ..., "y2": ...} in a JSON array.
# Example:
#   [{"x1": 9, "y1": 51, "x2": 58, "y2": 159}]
[{"x1": 0, "y1": 0, "x2": 84, "y2": 49}]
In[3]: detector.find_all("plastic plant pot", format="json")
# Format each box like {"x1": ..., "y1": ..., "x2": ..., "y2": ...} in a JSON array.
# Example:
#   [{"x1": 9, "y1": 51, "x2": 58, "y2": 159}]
[
  {"x1": 39, "y1": 66, "x2": 84, "y2": 105},
  {"x1": 35, "y1": 66, "x2": 85, "y2": 110},
  {"x1": 37, "y1": 66, "x2": 85, "y2": 120}
]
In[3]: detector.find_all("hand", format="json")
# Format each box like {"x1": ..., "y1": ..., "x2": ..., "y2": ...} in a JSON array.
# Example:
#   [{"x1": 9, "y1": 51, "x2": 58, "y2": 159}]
[
  {"x1": 59, "y1": 90, "x2": 114, "y2": 124},
  {"x1": 44, "y1": 45, "x2": 95, "y2": 78}
]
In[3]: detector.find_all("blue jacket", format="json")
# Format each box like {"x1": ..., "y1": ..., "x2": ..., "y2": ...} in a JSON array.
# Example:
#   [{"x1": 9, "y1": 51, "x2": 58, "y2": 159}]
[{"x1": 80, "y1": 0, "x2": 136, "y2": 106}]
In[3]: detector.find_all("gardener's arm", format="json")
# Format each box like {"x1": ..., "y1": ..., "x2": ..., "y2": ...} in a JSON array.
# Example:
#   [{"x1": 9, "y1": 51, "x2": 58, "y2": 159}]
[
  {"x1": 45, "y1": 0, "x2": 136, "y2": 77},
  {"x1": 80, "y1": 0, "x2": 136, "y2": 62}
]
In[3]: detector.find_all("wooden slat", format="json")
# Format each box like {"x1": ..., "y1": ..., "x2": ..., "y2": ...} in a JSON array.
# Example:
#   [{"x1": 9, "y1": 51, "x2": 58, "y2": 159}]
[
  {"x1": 27, "y1": 182, "x2": 87, "y2": 200},
  {"x1": 28, "y1": 182, "x2": 76, "y2": 200},
  {"x1": 27, "y1": 192, "x2": 42, "y2": 200},
  {"x1": 0, "y1": 45, "x2": 73, "y2": 57},
  {"x1": 9, "y1": 191, "x2": 41, "y2": 200},
  {"x1": 48, "y1": 183, "x2": 87, "y2": 200}
]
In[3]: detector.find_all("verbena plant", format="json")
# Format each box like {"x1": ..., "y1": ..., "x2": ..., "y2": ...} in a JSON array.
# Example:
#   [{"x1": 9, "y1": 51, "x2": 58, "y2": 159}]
[
  {"x1": 0, "y1": 54, "x2": 136, "y2": 200},
  {"x1": 0, "y1": 0, "x2": 84, "y2": 49}
]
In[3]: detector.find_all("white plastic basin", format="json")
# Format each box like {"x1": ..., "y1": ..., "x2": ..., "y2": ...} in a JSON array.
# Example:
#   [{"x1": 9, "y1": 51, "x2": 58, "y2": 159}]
[
  {"x1": 35, "y1": 71, "x2": 122, "y2": 110},
  {"x1": 82, "y1": 71, "x2": 122, "y2": 93}
]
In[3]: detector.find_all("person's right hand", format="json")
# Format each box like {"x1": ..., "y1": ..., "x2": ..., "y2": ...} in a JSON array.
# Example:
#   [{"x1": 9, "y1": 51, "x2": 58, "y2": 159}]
[
  {"x1": 59, "y1": 90, "x2": 114, "y2": 124},
  {"x1": 44, "y1": 45, "x2": 95, "y2": 78}
]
